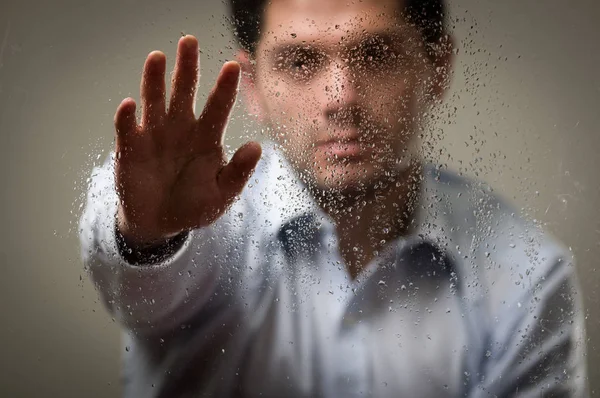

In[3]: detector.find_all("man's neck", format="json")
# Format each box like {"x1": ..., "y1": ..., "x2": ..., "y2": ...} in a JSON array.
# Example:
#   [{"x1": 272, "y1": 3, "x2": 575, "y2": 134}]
[{"x1": 317, "y1": 162, "x2": 422, "y2": 279}]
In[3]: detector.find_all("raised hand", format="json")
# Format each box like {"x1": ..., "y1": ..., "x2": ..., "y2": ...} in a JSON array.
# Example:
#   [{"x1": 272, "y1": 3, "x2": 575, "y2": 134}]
[{"x1": 114, "y1": 35, "x2": 261, "y2": 247}]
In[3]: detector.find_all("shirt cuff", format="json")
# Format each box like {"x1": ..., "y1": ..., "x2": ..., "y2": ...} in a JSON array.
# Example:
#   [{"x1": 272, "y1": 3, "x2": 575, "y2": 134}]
[{"x1": 115, "y1": 225, "x2": 190, "y2": 266}]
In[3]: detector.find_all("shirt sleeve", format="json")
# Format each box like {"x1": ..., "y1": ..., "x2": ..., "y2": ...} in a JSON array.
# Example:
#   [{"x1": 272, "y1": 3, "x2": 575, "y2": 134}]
[
  {"x1": 471, "y1": 249, "x2": 589, "y2": 397},
  {"x1": 79, "y1": 153, "x2": 250, "y2": 336}
]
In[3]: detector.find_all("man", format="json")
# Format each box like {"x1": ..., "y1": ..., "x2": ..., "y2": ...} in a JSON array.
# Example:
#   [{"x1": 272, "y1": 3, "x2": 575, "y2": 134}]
[{"x1": 79, "y1": 0, "x2": 588, "y2": 396}]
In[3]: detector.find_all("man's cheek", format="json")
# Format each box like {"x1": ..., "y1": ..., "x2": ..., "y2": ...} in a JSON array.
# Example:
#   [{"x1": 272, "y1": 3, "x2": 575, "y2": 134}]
[{"x1": 278, "y1": 131, "x2": 313, "y2": 159}]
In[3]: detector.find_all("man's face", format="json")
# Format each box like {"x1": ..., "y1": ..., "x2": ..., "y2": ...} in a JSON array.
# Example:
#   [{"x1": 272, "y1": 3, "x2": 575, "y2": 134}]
[{"x1": 250, "y1": 0, "x2": 443, "y2": 193}]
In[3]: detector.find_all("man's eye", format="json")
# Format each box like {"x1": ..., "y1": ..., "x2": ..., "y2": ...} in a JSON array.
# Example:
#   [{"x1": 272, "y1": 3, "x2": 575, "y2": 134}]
[
  {"x1": 290, "y1": 58, "x2": 308, "y2": 70},
  {"x1": 365, "y1": 45, "x2": 388, "y2": 61},
  {"x1": 359, "y1": 44, "x2": 392, "y2": 65},
  {"x1": 349, "y1": 36, "x2": 406, "y2": 71},
  {"x1": 278, "y1": 50, "x2": 324, "y2": 79}
]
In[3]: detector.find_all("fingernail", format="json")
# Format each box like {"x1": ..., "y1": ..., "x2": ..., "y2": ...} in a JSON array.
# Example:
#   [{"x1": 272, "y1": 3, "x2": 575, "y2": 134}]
[{"x1": 221, "y1": 62, "x2": 241, "y2": 86}]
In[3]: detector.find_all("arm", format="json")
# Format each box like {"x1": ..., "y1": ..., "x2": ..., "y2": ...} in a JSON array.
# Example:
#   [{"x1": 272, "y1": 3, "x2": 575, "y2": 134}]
[
  {"x1": 472, "y1": 251, "x2": 588, "y2": 397},
  {"x1": 79, "y1": 35, "x2": 261, "y2": 336},
  {"x1": 79, "y1": 154, "x2": 250, "y2": 336}
]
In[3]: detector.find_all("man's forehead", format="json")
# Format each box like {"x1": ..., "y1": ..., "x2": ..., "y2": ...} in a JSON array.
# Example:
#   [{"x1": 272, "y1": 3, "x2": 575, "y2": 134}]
[{"x1": 261, "y1": 0, "x2": 405, "y2": 42}]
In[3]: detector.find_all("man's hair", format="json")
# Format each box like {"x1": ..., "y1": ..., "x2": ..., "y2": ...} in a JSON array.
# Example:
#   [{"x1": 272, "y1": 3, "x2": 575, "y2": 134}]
[{"x1": 228, "y1": 0, "x2": 447, "y2": 55}]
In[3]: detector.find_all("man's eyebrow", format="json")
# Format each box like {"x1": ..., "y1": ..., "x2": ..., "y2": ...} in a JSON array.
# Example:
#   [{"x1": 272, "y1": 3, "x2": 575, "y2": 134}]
[
  {"x1": 350, "y1": 31, "x2": 401, "y2": 48},
  {"x1": 267, "y1": 30, "x2": 405, "y2": 59},
  {"x1": 269, "y1": 42, "x2": 324, "y2": 58}
]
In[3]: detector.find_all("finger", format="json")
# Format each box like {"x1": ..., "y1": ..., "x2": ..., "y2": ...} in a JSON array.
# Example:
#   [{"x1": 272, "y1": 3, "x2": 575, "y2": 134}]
[
  {"x1": 114, "y1": 98, "x2": 153, "y2": 158},
  {"x1": 140, "y1": 50, "x2": 167, "y2": 129},
  {"x1": 197, "y1": 61, "x2": 241, "y2": 145},
  {"x1": 217, "y1": 141, "x2": 262, "y2": 201},
  {"x1": 168, "y1": 35, "x2": 199, "y2": 119},
  {"x1": 114, "y1": 98, "x2": 138, "y2": 151}
]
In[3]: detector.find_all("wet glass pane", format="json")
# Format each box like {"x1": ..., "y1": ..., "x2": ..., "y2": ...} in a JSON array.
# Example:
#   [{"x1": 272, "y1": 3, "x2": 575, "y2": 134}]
[{"x1": 1, "y1": 0, "x2": 599, "y2": 397}]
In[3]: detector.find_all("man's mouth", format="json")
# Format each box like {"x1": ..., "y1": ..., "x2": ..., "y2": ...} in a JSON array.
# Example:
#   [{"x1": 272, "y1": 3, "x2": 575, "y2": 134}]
[
  {"x1": 318, "y1": 139, "x2": 363, "y2": 158},
  {"x1": 315, "y1": 126, "x2": 366, "y2": 159}
]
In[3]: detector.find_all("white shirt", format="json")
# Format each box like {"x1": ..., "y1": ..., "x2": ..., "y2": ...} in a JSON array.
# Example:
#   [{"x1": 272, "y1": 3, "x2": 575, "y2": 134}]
[{"x1": 80, "y1": 141, "x2": 588, "y2": 397}]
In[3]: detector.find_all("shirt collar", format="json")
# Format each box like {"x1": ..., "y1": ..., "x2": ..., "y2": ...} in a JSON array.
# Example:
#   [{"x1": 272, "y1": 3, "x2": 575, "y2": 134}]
[
  {"x1": 412, "y1": 164, "x2": 454, "y2": 248},
  {"x1": 256, "y1": 144, "x2": 461, "y2": 284},
  {"x1": 257, "y1": 141, "x2": 453, "y2": 248}
]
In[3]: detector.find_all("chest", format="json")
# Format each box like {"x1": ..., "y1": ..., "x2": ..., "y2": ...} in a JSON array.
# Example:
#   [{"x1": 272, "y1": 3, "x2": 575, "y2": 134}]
[{"x1": 239, "y1": 245, "x2": 478, "y2": 397}]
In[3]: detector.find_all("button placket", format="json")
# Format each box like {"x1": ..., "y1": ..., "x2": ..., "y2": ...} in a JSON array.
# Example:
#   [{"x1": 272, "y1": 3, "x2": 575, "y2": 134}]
[{"x1": 335, "y1": 322, "x2": 369, "y2": 397}]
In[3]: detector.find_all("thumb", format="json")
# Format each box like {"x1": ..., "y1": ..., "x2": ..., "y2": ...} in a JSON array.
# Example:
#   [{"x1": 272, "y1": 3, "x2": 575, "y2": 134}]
[{"x1": 217, "y1": 141, "x2": 262, "y2": 201}]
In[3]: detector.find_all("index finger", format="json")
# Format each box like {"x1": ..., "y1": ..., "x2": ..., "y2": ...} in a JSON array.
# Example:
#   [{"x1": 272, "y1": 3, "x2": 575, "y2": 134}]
[{"x1": 196, "y1": 61, "x2": 241, "y2": 145}]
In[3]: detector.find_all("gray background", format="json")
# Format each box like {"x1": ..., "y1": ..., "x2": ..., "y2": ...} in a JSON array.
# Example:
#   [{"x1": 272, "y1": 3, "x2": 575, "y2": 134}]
[{"x1": 0, "y1": 0, "x2": 598, "y2": 396}]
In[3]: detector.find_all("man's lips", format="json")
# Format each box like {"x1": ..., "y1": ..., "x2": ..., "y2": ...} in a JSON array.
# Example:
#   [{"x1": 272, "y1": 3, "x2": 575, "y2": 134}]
[{"x1": 316, "y1": 139, "x2": 363, "y2": 158}]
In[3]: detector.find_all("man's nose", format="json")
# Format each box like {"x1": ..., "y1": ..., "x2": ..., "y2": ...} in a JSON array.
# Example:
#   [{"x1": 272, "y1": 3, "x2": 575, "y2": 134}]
[{"x1": 322, "y1": 59, "x2": 359, "y2": 110}]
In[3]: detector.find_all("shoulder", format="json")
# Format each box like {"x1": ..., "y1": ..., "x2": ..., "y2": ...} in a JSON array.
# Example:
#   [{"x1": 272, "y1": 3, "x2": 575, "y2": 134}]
[{"x1": 423, "y1": 164, "x2": 574, "y2": 311}]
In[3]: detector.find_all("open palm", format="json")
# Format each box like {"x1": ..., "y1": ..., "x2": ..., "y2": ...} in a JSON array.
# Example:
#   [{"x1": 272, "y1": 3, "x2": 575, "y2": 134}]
[{"x1": 114, "y1": 35, "x2": 261, "y2": 247}]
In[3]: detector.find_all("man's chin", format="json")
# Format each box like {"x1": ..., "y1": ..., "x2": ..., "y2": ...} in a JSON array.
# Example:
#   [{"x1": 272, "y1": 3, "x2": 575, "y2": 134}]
[
  {"x1": 312, "y1": 166, "x2": 380, "y2": 197},
  {"x1": 310, "y1": 158, "x2": 417, "y2": 196}
]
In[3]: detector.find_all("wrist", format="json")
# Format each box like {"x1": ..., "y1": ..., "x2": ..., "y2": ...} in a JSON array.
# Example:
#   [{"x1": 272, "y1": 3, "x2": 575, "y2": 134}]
[
  {"x1": 116, "y1": 205, "x2": 179, "y2": 249},
  {"x1": 115, "y1": 206, "x2": 188, "y2": 265},
  {"x1": 115, "y1": 224, "x2": 189, "y2": 265}
]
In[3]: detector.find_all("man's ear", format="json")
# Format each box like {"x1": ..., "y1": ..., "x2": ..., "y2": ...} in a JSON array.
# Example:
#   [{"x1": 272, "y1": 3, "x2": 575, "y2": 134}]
[
  {"x1": 429, "y1": 34, "x2": 455, "y2": 102},
  {"x1": 235, "y1": 50, "x2": 265, "y2": 123}
]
